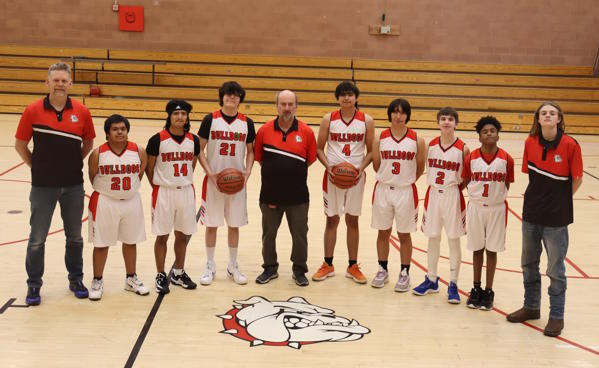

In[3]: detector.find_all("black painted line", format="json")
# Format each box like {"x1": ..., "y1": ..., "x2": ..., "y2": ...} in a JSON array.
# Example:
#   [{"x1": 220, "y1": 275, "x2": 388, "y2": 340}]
[
  {"x1": 0, "y1": 298, "x2": 15, "y2": 314},
  {"x1": 125, "y1": 266, "x2": 174, "y2": 368},
  {"x1": 583, "y1": 170, "x2": 599, "y2": 181}
]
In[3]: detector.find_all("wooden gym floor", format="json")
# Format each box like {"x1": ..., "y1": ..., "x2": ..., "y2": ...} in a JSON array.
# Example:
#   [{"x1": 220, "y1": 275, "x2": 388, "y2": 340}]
[{"x1": 0, "y1": 113, "x2": 598, "y2": 367}]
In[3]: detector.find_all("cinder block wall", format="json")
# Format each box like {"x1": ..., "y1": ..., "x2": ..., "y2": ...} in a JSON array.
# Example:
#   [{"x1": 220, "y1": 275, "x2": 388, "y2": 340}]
[{"x1": 1, "y1": 0, "x2": 598, "y2": 65}]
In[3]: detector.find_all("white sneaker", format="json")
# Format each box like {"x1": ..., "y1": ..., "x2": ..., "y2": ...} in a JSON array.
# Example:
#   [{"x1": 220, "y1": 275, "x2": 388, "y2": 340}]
[
  {"x1": 125, "y1": 274, "x2": 150, "y2": 296},
  {"x1": 370, "y1": 266, "x2": 389, "y2": 288},
  {"x1": 89, "y1": 278, "x2": 103, "y2": 301},
  {"x1": 227, "y1": 263, "x2": 248, "y2": 285},
  {"x1": 200, "y1": 261, "x2": 216, "y2": 285},
  {"x1": 394, "y1": 269, "x2": 411, "y2": 292}
]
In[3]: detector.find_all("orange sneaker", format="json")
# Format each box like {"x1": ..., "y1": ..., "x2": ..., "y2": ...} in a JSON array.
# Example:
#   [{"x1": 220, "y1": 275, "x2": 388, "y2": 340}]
[
  {"x1": 312, "y1": 262, "x2": 335, "y2": 281},
  {"x1": 346, "y1": 264, "x2": 367, "y2": 284}
]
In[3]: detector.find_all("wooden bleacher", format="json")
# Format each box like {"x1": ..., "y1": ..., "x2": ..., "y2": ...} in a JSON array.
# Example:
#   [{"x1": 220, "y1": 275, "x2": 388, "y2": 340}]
[{"x1": 1, "y1": 44, "x2": 598, "y2": 134}]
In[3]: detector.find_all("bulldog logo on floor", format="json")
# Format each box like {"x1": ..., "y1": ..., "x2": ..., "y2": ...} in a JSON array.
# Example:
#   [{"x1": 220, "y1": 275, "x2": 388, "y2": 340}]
[{"x1": 218, "y1": 296, "x2": 370, "y2": 349}]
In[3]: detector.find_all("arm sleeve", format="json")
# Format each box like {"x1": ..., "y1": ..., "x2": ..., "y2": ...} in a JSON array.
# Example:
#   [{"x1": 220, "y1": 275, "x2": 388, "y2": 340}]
[
  {"x1": 197, "y1": 113, "x2": 213, "y2": 139},
  {"x1": 569, "y1": 140, "x2": 583, "y2": 178},
  {"x1": 82, "y1": 107, "x2": 96, "y2": 140},
  {"x1": 521, "y1": 138, "x2": 529, "y2": 173},
  {"x1": 193, "y1": 134, "x2": 201, "y2": 156},
  {"x1": 306, "y1": 128, "x2": 317, "y2": 165},
  {"x1": 254, "y1": 127, "x2": 263, "y2": 162},
  {"x1": 146, "y1": 133, "x2": 160, "y2": 156},
  {"x1": 507, "y1": 153, "x2": 515, "y2": 183},
  {"x1": 15, "y1": 106, "x2": 34, "y2": 140},
  {"x1": 461, "y1": 153, "x2": 471, "y2": 180},
  {"x1": 246, "y1": 118, "x2": 256, "y2": 143}
]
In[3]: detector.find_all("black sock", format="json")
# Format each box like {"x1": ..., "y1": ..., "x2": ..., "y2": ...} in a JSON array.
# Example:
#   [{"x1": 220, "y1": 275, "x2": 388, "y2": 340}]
[
  {"x1": 126, "y1": 273, "x2": 135, "y2": 278},
  {"x1": 485, "y1": 287, "x2": 493, "y2": 291},
  {"x1": 348, "y1": 259, "x2": 357, "y2": 267},
  {"x1": 94, "y1": 276, "x2": 103, "y2": 281},
  {"x1": 378, "y1": 260, "x2": 388, "y2": 271},
  {"x1": 474, "y1": 281, "x2": 482, "y2": 289},
  {"x1": 400, "y1": 264, "x2": 410, "y2": 274},
  {"x1": 324, "y1": 257, "x2": 333, "y2": 266}
]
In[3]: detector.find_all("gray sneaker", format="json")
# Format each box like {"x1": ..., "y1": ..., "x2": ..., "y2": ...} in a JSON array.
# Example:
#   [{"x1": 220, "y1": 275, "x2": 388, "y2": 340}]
[
  {"x1": 394, "y1": 269, "x2": 410, "y2": 292},
  {"x1": 89, "y1": 278, "x2": 103, "y2": 301},
  {"x1": 200, "y1": 261, "x2": 216, "y2": 286},
  {"x1": 371, "y1": 266, "x2": 389, "y2": 288},
  {"x1": 125, "y1": 274, "x2": 149, "y2": 296}
]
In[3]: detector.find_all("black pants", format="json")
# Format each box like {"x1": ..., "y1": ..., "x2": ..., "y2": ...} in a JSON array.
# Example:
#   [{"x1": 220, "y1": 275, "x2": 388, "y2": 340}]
[{"x1": 260, "y1": 202, "x2": 309, "y2": 275}]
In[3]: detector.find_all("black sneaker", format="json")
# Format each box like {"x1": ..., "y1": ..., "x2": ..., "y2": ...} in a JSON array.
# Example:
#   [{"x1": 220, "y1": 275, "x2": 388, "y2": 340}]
[
  {"x1": 69, "y1": 280, "x2": 89, "y2": 299},
  {"x1": 26, "y1": 287, "x2": 41, "y2": 306},
  {"x1": 255, "y1": 270, "x2": 278, "y2": 284},
  {"x1": 466, "y1": 286, "x2": 483, "y2": 309},
  {"x1": 170, "y1": 270, "x2": 197, "y2": 290},
  {"x1": 292, "y1": 273, "x2": 309, "y2": 287},
  {"x1": 155, "y1": 272, "x2": 170, "y2": 295},
  {"x1": 479, "y1": 289, "x2": 495, "y2": 311}
]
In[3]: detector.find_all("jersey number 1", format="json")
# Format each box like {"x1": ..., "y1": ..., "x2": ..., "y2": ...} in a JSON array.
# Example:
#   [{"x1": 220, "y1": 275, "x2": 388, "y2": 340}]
[{"x1": 482, "y1": 183, "x2": 489, "y2": 197}]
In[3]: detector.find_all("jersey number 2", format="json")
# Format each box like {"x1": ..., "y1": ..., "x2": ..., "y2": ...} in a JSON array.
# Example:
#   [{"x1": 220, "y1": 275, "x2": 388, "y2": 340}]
[{"x1": 435, "y1": 171, "x2": 445, "y2": 185}]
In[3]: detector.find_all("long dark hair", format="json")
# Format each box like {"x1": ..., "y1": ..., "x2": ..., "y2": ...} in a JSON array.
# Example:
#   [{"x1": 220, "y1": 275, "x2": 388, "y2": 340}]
[{"x1": 530, "y1": 101, "x2": 565, "y2": 137}]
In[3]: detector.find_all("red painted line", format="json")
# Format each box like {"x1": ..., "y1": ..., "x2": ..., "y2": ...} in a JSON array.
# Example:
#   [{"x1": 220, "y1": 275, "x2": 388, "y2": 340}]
[
  {"x1": 388, "y1": 237, "x2": 599, "y2": 356},
  {"x1": 0, "y1": 178, "x2": 34, "y2": 184},
  {"x1": 0, "y1": 193, "x2": 91, "y2": 247},
  {"x1": 0, "y1": 162, "x2": 25, "y2": 176},
  {"x1": 506, "y1": 204, "x2": 589, "y2": 278}
]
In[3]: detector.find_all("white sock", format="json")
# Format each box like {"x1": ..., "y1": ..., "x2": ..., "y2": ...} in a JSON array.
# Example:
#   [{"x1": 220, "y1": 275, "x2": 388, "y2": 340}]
[
  {"x1": 427, "y1": 236, "x2": 441, "y2": 280},
  {"x1": 228, "y1": 246, "x2": 238, "y2": 267},
  {"x1": 173, "y1": 268, "x2": 183, "y2": 276},
  {"x1": 448, "y1": 237, "x2": 462, "y2": 283},
  {"x1": 206, "y1": 246, "x2": 216, "y2": 264}
]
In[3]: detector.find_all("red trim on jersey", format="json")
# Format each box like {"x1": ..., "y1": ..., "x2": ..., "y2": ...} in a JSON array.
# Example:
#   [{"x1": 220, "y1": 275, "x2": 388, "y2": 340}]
[
  {"x1": 412, "y1": 183, "x2": 418, "y2": 209},
  {"x1": 159, "y1": 130, "x2": 194, "y2": 145},
  {"x1": 381, "y1": 127, "x2": 416, "y2": 144},
  {"x1": 429, "y1": 136, "x2": 465, "y2": 153},
  {"x1": 372, "y1": 181, "x2": 379, "y2": 204},
  {"x1": 202, "y1": 176, "x2": 208, "y2": 201},
  {"x1": 424, "y1": 186, "x2": 430, "y2": 210},
  {"x1": 504, "y1": 200, "x2": 508, "y2": 227},
  {"x1": 99, "y1": 143, "x2": 110, "y2": 154},
  {"x1": 212, "y1": 110, "x2": 248, "y2": 124},
  {"x1": 88, "y1": 191, "x2": 100, "y2": 221},
  {"x1": 322, "y1": 170, "x2": 328, "y2": 193},
  {"x1": 152, "y1": 185, "x2": 159, "y2": 209},
  {"x1": 459, "y1": 190, "x2": 466, "y2": 211}
]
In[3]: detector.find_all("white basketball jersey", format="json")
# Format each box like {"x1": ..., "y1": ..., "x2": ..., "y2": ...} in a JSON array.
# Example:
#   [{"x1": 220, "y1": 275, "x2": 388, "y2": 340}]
[
  {"x1": 153, "y1": 130, "x2": 195, "y2": 187},
  {"x1": 465, "y1": 148, "x2": 512, "y2": 205},
  {"x1": 205, "y1": 111, "x2": 248, "y2": 172},
  {"x1": 426, "y1": 136, "x2": 465, "y2": 188},
  {"x1": 376, "y1": 128, "x2": 418, "y2": 187},
  {"x1": 93, "y1": 142, "x2": 141, "y2": 200},
  {"x1": 326, "y1": 110, "x2": 366, "y2": 168}
]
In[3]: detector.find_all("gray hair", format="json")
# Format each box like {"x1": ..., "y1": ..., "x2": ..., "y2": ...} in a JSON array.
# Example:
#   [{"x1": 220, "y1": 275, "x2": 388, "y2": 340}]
[{"x1": 47, "y1": 62, "x2": 72, "y2": 79}]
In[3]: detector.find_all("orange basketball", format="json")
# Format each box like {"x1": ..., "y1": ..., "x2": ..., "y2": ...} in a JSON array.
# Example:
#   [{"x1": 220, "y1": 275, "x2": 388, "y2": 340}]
[
  {"x1": 217, "y1": 168, "x2": 245, "y2": 194},
  {"x1": 331, "y1": 162, "x2": 359, "y2": 189}
]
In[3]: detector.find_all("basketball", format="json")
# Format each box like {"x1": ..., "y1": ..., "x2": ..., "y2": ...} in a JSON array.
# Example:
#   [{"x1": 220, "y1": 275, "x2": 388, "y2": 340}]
[
  {"x1": 217, "y1": 168, "x2": 245, "y2": 194},
  {"x1": 331, "y1": 162, "x2": 359, "y2": 189}
]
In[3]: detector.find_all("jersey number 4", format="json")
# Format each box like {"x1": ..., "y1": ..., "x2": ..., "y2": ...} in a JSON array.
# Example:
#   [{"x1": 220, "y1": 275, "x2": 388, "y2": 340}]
[
  {"x1": 342, "y1": 144, "x2": 351, "y2": 157},
  {"x1": 220, "y1": 142, "x2": 237, "y2": 156},
  {"x1": 173, "y1": 163, "x2": 188, "y2": 177},
  {"x1": 111, "y1": 177, "x2": 131, "y2": 191}
]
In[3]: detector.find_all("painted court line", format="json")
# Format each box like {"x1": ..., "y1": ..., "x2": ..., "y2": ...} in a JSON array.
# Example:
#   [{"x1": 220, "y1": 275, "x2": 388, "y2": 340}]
[
  {"x1": 388, "y1": 237, "x2": 599, "y2": 357},
  {"x1": 0, "y1": 162, "x2": 25, "y2": 177}
]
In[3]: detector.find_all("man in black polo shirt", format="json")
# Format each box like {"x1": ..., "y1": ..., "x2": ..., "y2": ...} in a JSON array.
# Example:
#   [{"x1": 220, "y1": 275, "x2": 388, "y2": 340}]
[
  {"x1": 506, "y1": 102, "x2": 583, "y2": 337},
  {"x1": 15, "y1": 62, "x2": 96, "y2": 305},
  {"x1": 253, "y1": 90, "x2": 317, "y2": 286}
]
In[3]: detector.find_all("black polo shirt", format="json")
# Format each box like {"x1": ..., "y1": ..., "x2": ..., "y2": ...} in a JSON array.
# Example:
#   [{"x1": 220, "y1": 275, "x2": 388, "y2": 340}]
[
  {"x1": 15, "y1": 95, "x2": 96, "y2": 187},
  {"x1": 254, "y1": 118, "x2": 317, "y2": 206},
  {"x1": 522, "y1": 131, "x2": 583, "y2": 227}
]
